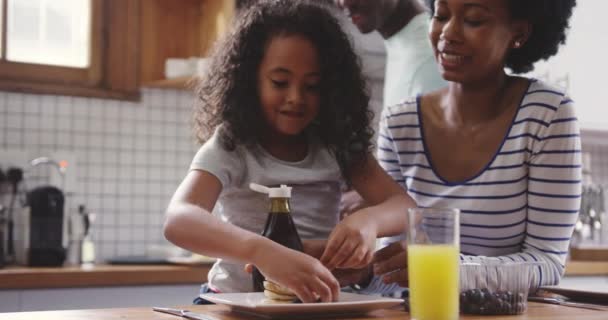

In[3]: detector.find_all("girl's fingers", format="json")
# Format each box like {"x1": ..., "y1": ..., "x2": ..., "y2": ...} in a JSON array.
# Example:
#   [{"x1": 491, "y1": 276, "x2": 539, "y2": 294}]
[
  {"x1": 320, "y1": 233, "x2": 346, "y2": 265},
  {"x1": 309, "y1": 279, "x2": 332, "y2": 303},
  {"x1": 318, "y1": 270, "x2": 341, "y2": 302},
  {"x1": 324, "y1": 238, "x2": 356, "y2": 270},
  {"x1": 339, "y1": 245, "x2": 369, "y2": 269},
  {"x1": 293, "y1": 284, "x2": 316, "y2": 303}
]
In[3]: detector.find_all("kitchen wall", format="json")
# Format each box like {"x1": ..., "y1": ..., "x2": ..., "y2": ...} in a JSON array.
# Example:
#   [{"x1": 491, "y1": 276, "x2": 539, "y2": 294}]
[
  {"x1": 3, "y1": 87, "x2": 608, "y2": 263},
  {"x1": 2, "y1": 8, "x2": 608, "y2": 262},
  {"x1": 0, "y1": 89, "x2": 197, "y2": 261}
]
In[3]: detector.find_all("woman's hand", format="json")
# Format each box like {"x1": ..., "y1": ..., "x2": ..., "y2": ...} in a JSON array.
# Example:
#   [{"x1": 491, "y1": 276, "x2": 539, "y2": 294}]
[
  {"x1": 373, "y1": 240, "x2": 409, "y2": 287},
  {"x1": 253, "y1": 244, "x2": 340, "y2": 303},
  {"x1": 320, "y1": 211, "x2": 377, "y2": 270}
]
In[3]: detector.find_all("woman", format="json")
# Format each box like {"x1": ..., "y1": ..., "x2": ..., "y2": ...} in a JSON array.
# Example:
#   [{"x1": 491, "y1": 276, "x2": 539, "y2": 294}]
[{"x1": 373, "y1": 0, "x2": 579, "y2": 289}]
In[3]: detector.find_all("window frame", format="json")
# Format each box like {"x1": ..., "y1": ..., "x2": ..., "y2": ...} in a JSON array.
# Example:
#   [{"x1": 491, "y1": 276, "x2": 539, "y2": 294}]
[{"x1": 0, "y1": 0, "x2": 140, "y2": 100}]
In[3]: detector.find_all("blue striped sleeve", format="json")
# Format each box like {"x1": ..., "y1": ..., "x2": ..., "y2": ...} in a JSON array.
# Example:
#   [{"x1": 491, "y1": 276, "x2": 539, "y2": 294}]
[
  {"x1": 523, "y1": 97, "x2": 581, "y2": 286},
  {"x1": 377, "y1": 109, "x2": 405, "y2": 188},
  {"x1": 460, "y1": 95, "x2": 581, "y2": 289}
]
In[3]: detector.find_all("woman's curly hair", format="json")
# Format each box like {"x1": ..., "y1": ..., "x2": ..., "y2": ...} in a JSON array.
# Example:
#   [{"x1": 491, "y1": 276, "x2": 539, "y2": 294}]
[
  {"x1": 426, "y1": 0, "x2": 576, "y2": 73},
  {"x1": 194, "y1": 0, "x2": 373, "y2": 182}
]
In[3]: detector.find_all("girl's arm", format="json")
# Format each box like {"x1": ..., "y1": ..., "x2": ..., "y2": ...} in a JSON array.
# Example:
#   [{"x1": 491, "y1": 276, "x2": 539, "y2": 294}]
[
  {"x1": 164, "y1": 170, "x2": 340, "y2": 302},
  {"x1": 320, "y1": 153, "x2": 416, "y2": 270}
]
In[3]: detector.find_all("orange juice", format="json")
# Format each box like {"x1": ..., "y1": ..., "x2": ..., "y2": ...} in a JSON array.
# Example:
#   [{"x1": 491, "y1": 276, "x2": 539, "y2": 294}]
[{"x1": 407, "y1": 244, "x2": 459, "y2": 320}]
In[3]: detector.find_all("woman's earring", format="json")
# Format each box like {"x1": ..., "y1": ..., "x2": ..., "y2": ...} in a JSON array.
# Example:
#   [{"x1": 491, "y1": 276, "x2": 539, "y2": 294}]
[{"x1": 514, "y1": 40, "x2": 522, "y2": 49}]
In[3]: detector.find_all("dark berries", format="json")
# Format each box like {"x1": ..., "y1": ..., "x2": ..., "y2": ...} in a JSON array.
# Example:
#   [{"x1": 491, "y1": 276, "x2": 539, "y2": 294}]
[{"x1": 460, "y1": 289, "x2": 526, "y2": 315}]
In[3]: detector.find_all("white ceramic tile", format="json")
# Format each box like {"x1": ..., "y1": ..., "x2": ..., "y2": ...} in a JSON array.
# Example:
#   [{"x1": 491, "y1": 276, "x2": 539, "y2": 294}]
[
  {"x1": 99, "y1": 243, "x2": 116, "y2": 260},
  {"x1": 103, "y1": 134, "x2": 120, "y2": 149},
  {"x1": 56, "y1": 132, "x2": 72, "y2": 146},
  {"x1": 6, "y1": 114, "x2": 22, "y2": 129},
  {"x1": 73, "y1": 133, "x2": 89, "y2": 148},
  {"x1": 119, "y1": 152, "x2": 134, "y2": 164},
  {"x1": 117, "y1": 181, "x2": 133, "y2": 197},
  {"x1": 117, "y1": 243, "x2": 132, "y2": 256},
  {"x1": 40, "y1": 100, "x2": 56, "y2": 117},
  {"x1": 88, "y1": 135, "x2": 104, "y2": 149},
  {"x1": 102, "y1": 181, "x2": 118, "y2": 195},
  {"x1": 88, "y1": 117, "x2": 104, "y2": 133},
  {"x1": 39, "y1": 116, "x2": 55, "y2": 130},
  {"x1": 22, "y1": 131, "x2": 39, "y2": 147},
  {"x1": 23, "y1": 114, "x2": 41, "y2": 130},
  {"x1": 39, "y1": 132, "x2": 56, "y2": 147},
  {"x1": 57, "y1": 116, "x2": 72, "y2": 131},
  {"x1": 86, "y1": 181, "x2": 102, "y2": 194},
  {"x1": 102, "y1": 151, "x2": 118, "y2": 165},
  {"x1": 149, "y1": 152, "x2": 164, "y2": 166},
  {"x1": 72, "y1": 116, "x2": 89, "y2": 132}
]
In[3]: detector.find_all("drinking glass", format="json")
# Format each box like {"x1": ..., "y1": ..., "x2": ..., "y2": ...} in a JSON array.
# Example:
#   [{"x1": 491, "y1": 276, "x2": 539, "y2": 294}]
[{"x1": 407, "y1": 208, "x2": 460, "y2": 320}]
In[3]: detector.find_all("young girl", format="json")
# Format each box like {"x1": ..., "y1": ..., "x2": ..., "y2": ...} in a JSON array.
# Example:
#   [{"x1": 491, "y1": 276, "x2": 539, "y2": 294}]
[
  {"x1": 373, "y1": 0, "x2": 580, "y2": 290},
  {"x1": 163, "y1": 0, "x2": 415, "y2": 303}
]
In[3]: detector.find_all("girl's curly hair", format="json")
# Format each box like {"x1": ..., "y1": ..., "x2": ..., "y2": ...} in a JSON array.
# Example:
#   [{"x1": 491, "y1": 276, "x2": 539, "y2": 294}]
[
  {"x1": 426, "y1": 0, "x2": 576, "y2": 73},
  {"x1": 194, "y1": 0, "x2": 373, "y2": 182}
]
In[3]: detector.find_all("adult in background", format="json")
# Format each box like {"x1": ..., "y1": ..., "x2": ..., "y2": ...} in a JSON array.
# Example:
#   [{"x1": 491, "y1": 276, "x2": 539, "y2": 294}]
[{"x1": 335, "y1": 0, "x2": 446, "y2": 296}]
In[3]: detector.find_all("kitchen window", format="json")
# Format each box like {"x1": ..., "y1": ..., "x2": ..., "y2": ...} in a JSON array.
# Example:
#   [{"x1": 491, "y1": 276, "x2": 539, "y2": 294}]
[{"x1": 0, "y1": 0, "x2": 139, "y2": 100}]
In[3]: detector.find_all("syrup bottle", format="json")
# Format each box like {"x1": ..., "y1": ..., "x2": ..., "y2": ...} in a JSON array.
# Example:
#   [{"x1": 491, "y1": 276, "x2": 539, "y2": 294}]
[{"x1": 249, "y1": 183, "x2": 304, "y2": 292}]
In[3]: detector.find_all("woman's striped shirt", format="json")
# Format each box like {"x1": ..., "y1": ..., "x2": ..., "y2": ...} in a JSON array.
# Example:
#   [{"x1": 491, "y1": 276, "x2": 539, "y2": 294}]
[{"x1": 376, "y1": 79, "x2": 581, "y2": 289}]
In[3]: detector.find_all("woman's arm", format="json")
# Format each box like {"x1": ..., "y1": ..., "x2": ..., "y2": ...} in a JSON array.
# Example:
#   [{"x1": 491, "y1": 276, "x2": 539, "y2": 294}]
[
  {"x1": 462, "y1": 96, "x2": 581, "y2": 288},
  {"x1": 164, "y1": 170, "x2": 340, "y2": 302}
]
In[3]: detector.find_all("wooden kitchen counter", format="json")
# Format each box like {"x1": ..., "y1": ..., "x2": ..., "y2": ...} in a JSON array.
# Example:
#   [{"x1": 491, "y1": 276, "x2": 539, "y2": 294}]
[
  {"x1": 0, "y1": 260, "x2": 605, "y2": 290},
  {"x1": 0, "y1": 264, "x2": 211, "y2": 290},
  {"x1": 565, "y1": 260, "x2": 608, "y2": 276},
  {"x1": 0, "y1": 303, "x2": 606, "y2": 320}
]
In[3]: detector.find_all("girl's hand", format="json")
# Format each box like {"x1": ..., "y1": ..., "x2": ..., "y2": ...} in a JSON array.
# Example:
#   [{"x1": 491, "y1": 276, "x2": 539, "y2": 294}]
[
  {"x1": 244, "y1": 262, "x2": 372, "y2": 288},
  {"x1": 320, "y1": 211, "x2": 377, "y2": 270},
  {"x1": 254, "y1": 245, "x2": 340, "y2": 303},
  {"x1": 373, "y1": 241, "x2": 409, "y2": 287}
]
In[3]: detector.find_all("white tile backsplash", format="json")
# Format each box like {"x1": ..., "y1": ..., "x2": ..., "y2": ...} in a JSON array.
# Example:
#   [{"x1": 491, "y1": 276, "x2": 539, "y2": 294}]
[{"x1": 0, "y1": 88, "x2": 197, "y2": 262}]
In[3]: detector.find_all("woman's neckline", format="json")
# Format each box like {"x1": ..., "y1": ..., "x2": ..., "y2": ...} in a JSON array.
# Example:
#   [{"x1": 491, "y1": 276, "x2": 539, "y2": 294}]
[{"x1": 416, "y1": 78, "x2": 533, "y2": 186}]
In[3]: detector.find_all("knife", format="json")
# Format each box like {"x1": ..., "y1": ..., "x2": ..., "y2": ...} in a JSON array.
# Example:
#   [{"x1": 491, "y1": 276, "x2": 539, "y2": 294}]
[
  {"x1": 528, "y1": 296, "x2": 608, "y2": 311},
  {"x1": 152, "y1": 307, "x2": 220, "y2": 320}
]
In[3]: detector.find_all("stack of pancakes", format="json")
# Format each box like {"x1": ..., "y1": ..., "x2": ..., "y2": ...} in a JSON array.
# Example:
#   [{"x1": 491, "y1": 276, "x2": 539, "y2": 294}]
[{"x1": 263, "y1": 280, "x2": 297, "y2": 302}]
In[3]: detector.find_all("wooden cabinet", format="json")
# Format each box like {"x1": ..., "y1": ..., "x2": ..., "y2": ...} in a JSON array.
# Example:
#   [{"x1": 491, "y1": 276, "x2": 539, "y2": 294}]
[{"x1": 140, "y1": 0, "x2": 235, "y2": 88}]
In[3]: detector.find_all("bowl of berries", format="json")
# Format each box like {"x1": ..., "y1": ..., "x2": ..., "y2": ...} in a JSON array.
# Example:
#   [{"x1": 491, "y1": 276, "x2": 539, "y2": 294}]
[{"x1": 459, "y1": 261, "x2": 542, "y2": 315}]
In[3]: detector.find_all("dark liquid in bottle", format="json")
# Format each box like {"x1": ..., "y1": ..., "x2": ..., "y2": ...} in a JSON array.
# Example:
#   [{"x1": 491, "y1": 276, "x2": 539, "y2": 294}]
[{"x1": 252, "y1": 202, "x2": 303, "y2": 292}]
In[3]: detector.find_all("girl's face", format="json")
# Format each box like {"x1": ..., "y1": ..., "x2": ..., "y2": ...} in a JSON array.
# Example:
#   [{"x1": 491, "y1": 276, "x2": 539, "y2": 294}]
[
  {"x1": 430, "y1": 0, "x2": 527, "y2": 83},
  {"x1": 257, "y1": 34, "x2": 321, "y2": 138}
]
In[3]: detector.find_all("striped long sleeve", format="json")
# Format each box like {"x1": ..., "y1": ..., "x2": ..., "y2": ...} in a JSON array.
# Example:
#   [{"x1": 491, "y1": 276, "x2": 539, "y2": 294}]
[
  {"x1": 372, "y1": 79, "x2": 581, "y2": 293},
  {"x1": 460, "y1": 93, "x2": 581, "y2": 288}
]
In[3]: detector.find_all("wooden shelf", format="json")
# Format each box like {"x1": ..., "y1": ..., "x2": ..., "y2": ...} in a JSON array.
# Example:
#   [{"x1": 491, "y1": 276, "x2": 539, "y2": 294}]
[{"x1": 142, "y1": 76, "x2": 198, "y2": 90}]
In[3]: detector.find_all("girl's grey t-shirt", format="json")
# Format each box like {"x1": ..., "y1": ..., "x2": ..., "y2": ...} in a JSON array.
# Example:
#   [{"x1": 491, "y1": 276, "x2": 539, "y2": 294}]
[{"x1": 189, "y1": 130, "x2": 343, "y2": 293}]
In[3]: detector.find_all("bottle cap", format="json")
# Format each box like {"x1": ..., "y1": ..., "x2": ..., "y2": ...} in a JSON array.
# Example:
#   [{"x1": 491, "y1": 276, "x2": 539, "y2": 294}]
[{"x1": 250, "y1": 183, "x2": 292, "y2": 198}]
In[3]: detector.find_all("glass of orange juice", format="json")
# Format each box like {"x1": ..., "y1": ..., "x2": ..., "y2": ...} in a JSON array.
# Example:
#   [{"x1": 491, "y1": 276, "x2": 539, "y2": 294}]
[{"x1": 407, "y1": 208, "x2": 459, "y2": 320}]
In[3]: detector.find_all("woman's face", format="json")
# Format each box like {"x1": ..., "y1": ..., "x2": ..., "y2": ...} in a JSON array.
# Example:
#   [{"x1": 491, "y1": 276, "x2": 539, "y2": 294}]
[
  {"x1": 429, "y1": 0, "x2": 525, "y2": 83},
  {"x1": 257, "y1": 34, "x2": 321, "y2": 138}
]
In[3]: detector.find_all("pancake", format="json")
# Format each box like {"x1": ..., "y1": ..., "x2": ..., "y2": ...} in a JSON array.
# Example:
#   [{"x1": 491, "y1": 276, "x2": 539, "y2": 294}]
[{"x1": 263, "y1": 280, "x2": 297, "y2": 301}]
